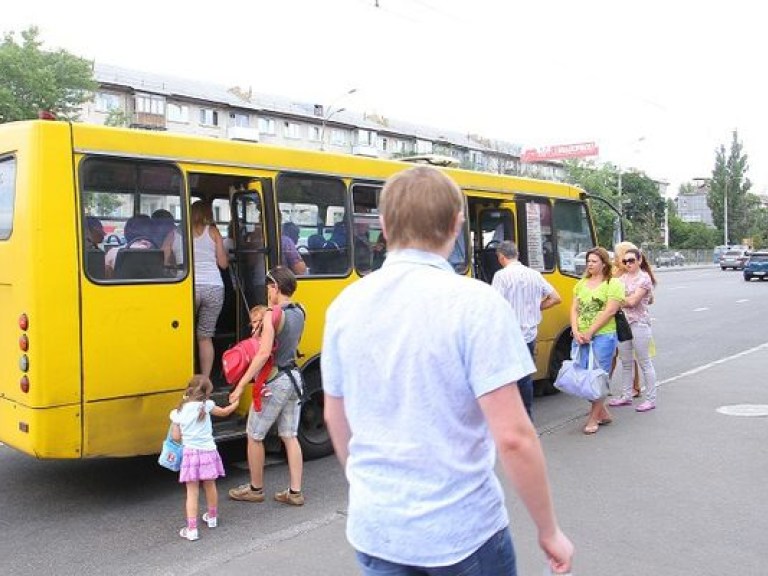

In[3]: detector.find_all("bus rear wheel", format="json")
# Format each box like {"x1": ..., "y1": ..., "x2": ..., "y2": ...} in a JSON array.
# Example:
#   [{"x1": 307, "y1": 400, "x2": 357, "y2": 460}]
[{"x1": 297, "y1": 368, "x2": 333, "y2": 460}]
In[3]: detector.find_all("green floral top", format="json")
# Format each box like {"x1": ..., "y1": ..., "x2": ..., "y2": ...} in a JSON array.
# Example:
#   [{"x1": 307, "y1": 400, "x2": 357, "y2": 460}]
[{"x1": 573, "y1": 278, "x2": 624, "y2": 334}]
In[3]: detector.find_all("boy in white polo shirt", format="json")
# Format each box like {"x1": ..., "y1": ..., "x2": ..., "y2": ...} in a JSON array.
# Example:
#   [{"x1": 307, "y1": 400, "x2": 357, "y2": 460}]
[{"x1": 322, "y1": 166, "x2": 573, "y2": 575}]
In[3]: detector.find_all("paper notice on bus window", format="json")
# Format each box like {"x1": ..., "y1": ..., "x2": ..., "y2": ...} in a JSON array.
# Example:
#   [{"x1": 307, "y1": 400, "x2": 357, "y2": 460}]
[{"x1": 526, "y1": 203, "x2": 545, "y2": 271}]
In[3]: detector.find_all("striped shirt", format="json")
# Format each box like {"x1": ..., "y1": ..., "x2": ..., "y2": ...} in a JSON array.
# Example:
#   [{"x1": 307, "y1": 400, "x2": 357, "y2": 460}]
[{"x1": 491, "y1": 261, "x2": 556, "y2": 343}]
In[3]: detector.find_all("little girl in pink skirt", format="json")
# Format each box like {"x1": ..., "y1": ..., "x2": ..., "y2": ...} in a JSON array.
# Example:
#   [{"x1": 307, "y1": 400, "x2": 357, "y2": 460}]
[{"x1": 170, "y1": 375, "x2": 238, "y2": 541}]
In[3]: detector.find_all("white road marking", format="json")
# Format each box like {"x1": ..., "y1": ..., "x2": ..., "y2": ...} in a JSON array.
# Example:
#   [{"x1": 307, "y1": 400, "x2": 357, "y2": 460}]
[
  {"x1": 736, "y1": 299, "x2": 749, "y2": 303},
  {"x1": 658, "y1": 341, "x2": 768, "y2": 387},
  {"x1": 693, "y1": 307, "x2": 709, "y2": 312}
]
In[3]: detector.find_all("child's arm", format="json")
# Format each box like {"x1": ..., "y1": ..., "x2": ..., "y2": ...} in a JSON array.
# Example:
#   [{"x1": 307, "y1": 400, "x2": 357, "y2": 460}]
[
  {"x1": 211, "y1": 400, "x2": 239, "y2": 418},
  {"x1": 171, "y1": 423, "x2": 181, "y2": 442}
]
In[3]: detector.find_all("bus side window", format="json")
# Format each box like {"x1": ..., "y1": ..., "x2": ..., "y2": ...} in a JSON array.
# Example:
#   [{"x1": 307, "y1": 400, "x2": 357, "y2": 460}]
[{"x1": 276, "y1": 174, "x2": 347, "y2": 276}]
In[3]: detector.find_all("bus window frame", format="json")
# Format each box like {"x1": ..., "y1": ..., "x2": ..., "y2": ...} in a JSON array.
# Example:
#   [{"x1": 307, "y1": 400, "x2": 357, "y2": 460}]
[
  {"x1": 0, "y1": 155, "x2": 17, "y2": 241},
  {"x1": 276, "y1": 171, "x2": 350, "y2": 278},
  {"x1": 78, "y1": 156, "x2": 188, "y2": 285},
  {"x1": 552, "y1": 198, "x2": 595, "y2": 278}
]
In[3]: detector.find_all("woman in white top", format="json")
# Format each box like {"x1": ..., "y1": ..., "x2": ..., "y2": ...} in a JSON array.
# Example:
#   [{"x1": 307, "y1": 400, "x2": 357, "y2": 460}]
[{"x1": 191, "y1": 201, "x2": 229, "y2": 377}]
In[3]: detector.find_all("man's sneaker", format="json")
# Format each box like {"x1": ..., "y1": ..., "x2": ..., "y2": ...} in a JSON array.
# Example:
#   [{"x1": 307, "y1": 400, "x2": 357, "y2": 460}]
[
  {"x1": 202, "y1": 512, "x2": 217, "y2": 528},
  {"x1": 229, "y1": 484, "x2": 265, "y2": 503},
  {"x1": 635, "y1": 401, "x2": 656, "y2": 412},
  {"x1": 179, "y1": 527, "x2": 199, "y2": 541},
  {"x1": 274, "y1": 489, "x2": 304, "y2": 506},
  {"x1": 608, "y1": 397, "x2": 633, "y2": 407}
]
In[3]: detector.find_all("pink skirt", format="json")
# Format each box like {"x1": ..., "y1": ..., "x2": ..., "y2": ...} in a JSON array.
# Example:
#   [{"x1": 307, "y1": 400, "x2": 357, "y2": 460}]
[{"x1": 179, "y1": 447, "x2": 226, "y2": 483}]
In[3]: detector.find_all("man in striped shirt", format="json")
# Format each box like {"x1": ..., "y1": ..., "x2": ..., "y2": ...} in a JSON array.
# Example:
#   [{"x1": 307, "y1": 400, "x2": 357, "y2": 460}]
[{"x1": 492, "y1": 240, "x2": 562, "y2": 420}]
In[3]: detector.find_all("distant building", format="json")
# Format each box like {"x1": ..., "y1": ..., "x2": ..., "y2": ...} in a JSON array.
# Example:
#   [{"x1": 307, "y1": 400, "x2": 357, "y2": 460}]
[
  {"x1": 79, "y1": 63, "x2": 566, "y2": 181},
  {"x1": 676, "y1": 181, "x2": 714, "y2": 227}
]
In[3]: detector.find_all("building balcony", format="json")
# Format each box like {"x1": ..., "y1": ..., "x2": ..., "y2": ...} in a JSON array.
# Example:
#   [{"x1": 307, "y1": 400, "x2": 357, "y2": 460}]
[
  {"x1": 131, "y1": 112, "x2": 166, "y2": 130},
  {"x1": 227, "y1": 126, "x2": 260, "y2": 142},
  {"x1": 352, "y1": 144, "x2": 378, "y2": 157}
]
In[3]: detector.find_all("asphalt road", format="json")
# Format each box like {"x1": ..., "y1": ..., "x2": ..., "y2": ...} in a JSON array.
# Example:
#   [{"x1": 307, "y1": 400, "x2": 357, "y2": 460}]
[{"x1": 1, "y1": 265, "x2": 766, "y2": 575}]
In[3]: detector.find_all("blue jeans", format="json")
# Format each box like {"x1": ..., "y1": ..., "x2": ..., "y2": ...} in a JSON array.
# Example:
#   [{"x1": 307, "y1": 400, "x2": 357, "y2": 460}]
[
  {"x1": 517, "y1": 341, "x2": 536, "y2": 421},
  {"x1": 570, "y1": 332, "x2": 617, "y2": 374},
  {"x1": 355, "y1": 528, "x2": 516, "y2": 576}
]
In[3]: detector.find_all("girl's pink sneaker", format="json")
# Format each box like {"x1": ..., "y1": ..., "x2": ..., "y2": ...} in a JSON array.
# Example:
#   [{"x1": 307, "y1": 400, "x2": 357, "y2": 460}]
[
  {"x1": 635, "y1": 401, "x2": 656, "y2": 412},
  {"x1": 608, "y1": 397, "x2": 632, "y2": 407}
]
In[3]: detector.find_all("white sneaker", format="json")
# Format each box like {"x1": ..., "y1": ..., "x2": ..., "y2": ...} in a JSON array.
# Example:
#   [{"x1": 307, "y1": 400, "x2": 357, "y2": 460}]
[
  {"x1": 179, "y1": 527, "x2": 199, "y2": 541},
  {"x1": 202, "y1": 512, "x2": 217, "y2": 528}
]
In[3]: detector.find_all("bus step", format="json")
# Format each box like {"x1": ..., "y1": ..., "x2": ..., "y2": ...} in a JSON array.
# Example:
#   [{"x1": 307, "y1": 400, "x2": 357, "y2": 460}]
[
  {"x1": 213, "y1": 419, "x2": 245, "y2": 441},
  {"x1": 210, "y1": 389, "x2": 232, "y2": 406}
]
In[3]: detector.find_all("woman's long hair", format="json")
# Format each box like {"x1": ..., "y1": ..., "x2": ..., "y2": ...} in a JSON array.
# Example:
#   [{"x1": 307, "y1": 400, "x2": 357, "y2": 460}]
[
  {"x1": 625, "y1": 248, "x2": 658, "y2": 287},
  {"x1": 585, "y1": 247, "x2": 612, "y2": 280}
]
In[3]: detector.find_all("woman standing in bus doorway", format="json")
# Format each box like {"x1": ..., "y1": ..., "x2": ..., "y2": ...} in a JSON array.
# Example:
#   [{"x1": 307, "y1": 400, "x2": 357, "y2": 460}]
[
  {"x1": 571, "y1": 247, "x2": 624, "y2": 434},
  {"x1": 171, "y1": 375, "x2": 239, "y2": 541},
  {"x1": 191, "y1": 200, "x2": 229, "y2": 378},
  {"x1": 610, "y1": 248, "x2": 659, "y2": 412}
]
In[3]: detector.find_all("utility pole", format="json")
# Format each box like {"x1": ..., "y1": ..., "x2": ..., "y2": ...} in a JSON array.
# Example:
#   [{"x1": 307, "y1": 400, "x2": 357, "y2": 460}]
[
  {"x1": 724, "y1": 177, "x2": 729, "y2": 246},
  {"x1": 319, "y1": 88, "x2": 357, "y2": 151}
]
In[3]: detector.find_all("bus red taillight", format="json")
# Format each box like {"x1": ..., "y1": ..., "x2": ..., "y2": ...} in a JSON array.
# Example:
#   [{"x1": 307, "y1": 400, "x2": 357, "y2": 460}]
[
  {"x1": 19, "y1": 313, "x2": 29, "y2": 331},
  {"x1": 20, "y1": 375, "x2": 29, "y2": 393},
  {"x1": 19, "y1": 334, "x2": 29, "y2": 352}
]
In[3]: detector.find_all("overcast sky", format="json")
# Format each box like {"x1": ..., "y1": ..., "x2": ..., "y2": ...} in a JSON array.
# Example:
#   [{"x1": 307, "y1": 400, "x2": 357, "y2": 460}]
[{"x1": 6, "y1": 0, "x2": 766, "y2": 195}]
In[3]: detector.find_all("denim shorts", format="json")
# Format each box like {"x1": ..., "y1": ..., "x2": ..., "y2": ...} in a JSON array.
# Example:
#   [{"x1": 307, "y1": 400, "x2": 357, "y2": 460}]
[
  {"x1": 246, "y1": 370, "x2": 302, "y2": 440},
  {"x1": 571, "y1": 332, "x2": 618, "y2": 374},
  {"x1": 355, "y1": 527, "x2": 516, "y2": 576}
]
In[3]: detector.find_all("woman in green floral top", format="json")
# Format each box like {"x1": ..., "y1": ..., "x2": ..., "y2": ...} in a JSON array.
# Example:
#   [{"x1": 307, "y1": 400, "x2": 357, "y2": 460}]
[{"x1": 570, "y1": 247, "x2": 624, "y2": 434}]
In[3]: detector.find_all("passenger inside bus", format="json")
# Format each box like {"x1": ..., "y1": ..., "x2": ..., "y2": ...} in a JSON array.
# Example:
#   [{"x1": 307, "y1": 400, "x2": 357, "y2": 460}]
[
  {"x1": 371, "y1": 231, "x2": 387, "y2": 271},
  {"x1": 353, "y1": 221, "x2": 372, "y2": 274},
  {"x1": 85, "y1": 216, "x2": 105, "y2": 250},
  {"x1": 105, "y1": 215, "x2": 158, "y2": 279},
  {"x1": 281, "y1": 222, "x2": 307, "y2": 275},
  {"x1": 151, "y1": 208, "x2": 183, "y2": 273}
]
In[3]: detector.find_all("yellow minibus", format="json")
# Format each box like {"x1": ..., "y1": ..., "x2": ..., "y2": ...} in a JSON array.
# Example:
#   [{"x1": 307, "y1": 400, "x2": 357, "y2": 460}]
[{"x1": 0, "y1": 120, "x2": 596, "y2": 459}]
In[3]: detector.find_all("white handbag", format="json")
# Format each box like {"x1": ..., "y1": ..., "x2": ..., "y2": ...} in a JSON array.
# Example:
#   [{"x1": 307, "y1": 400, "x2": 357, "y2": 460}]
[{"x1": 554, "y1": 344, "x2": 609, "y2": 401}]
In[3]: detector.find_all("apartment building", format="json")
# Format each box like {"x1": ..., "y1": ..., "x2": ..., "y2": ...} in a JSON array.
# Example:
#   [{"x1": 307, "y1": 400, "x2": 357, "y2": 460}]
[
  {"x1": 80, "y1": 63, "x2": 564, "y2": 181},
  {"x1": 677, "y1": 181, "x2": 715, "y2": 227}
]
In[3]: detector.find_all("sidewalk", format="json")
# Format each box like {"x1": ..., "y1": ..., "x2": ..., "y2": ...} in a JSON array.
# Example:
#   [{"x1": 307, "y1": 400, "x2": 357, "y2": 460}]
[{"x1": 206, "y1": 345, "x2": 768, "y2": 576}]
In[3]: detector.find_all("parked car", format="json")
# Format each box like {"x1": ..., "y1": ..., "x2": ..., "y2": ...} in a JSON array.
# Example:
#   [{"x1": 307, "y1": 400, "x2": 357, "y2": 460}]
[
  {"x1": 743, "y1": 252, "x2": 768, "y2": 281},
  {"x1": 655, "y1": 251, "x2": 684, "y2": 267},
  {"x1": 573, "y1": 250, "x2": 613, "y2": 276},
  {"x1": 720, "y1": 249, "x2": 750, "y2": 270}
]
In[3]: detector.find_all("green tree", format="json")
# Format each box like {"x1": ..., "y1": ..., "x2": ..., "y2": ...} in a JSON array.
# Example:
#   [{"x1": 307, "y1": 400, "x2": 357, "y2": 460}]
[
  {"x1": 104, "y1": 108, "x2": 130, "y2": 127},
  {"x1": 619, "y1": 171, "x2": 665, "y2": 245},
  {"x1": 563, "y1": 159, "x2": 620, "y2": 248},
  {"x1": 0, "y1": 27, "x2": 97, "y2": 123},
  {"x1": 707, "y1": 130, "x2": 751, "y2": 244}
]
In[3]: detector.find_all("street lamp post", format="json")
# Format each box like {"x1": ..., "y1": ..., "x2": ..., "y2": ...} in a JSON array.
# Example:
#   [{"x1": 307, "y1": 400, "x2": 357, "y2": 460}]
[
  {"x1": 723, "y1": 177, "x2": 729, "y2": 246},
  {"x1": 319, "y1": 88, "x2": 357, "y2": 151}
]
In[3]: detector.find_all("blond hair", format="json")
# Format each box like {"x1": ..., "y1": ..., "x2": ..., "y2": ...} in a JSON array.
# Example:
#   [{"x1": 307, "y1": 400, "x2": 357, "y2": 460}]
[
  {"x1": 249, "y1": 304, "x2": 269, "y2": 335},
  {"x1": 613, "y1": 241, "x2": 638, "y2": 273},
  {"x1": 379, "y1": 166, "x2": 464, "y2": 250},
  {"x1": 190, "y1": 200, "x2": 213, "y2": 229}
]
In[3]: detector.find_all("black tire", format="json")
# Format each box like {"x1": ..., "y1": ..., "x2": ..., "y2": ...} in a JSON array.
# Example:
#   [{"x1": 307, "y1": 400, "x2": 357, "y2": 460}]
[
  {"x1": 539, "y1": 334, "x2": 572, "y2": 396},
  {"x1": 296, "y1": 368, "x2": 333, "y2": 460}
]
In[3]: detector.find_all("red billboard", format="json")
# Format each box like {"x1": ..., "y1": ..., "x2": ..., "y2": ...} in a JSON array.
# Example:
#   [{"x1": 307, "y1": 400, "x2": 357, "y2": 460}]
[{"x1": 520, "y1": 142, "x2": 599, "y2": 163}]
